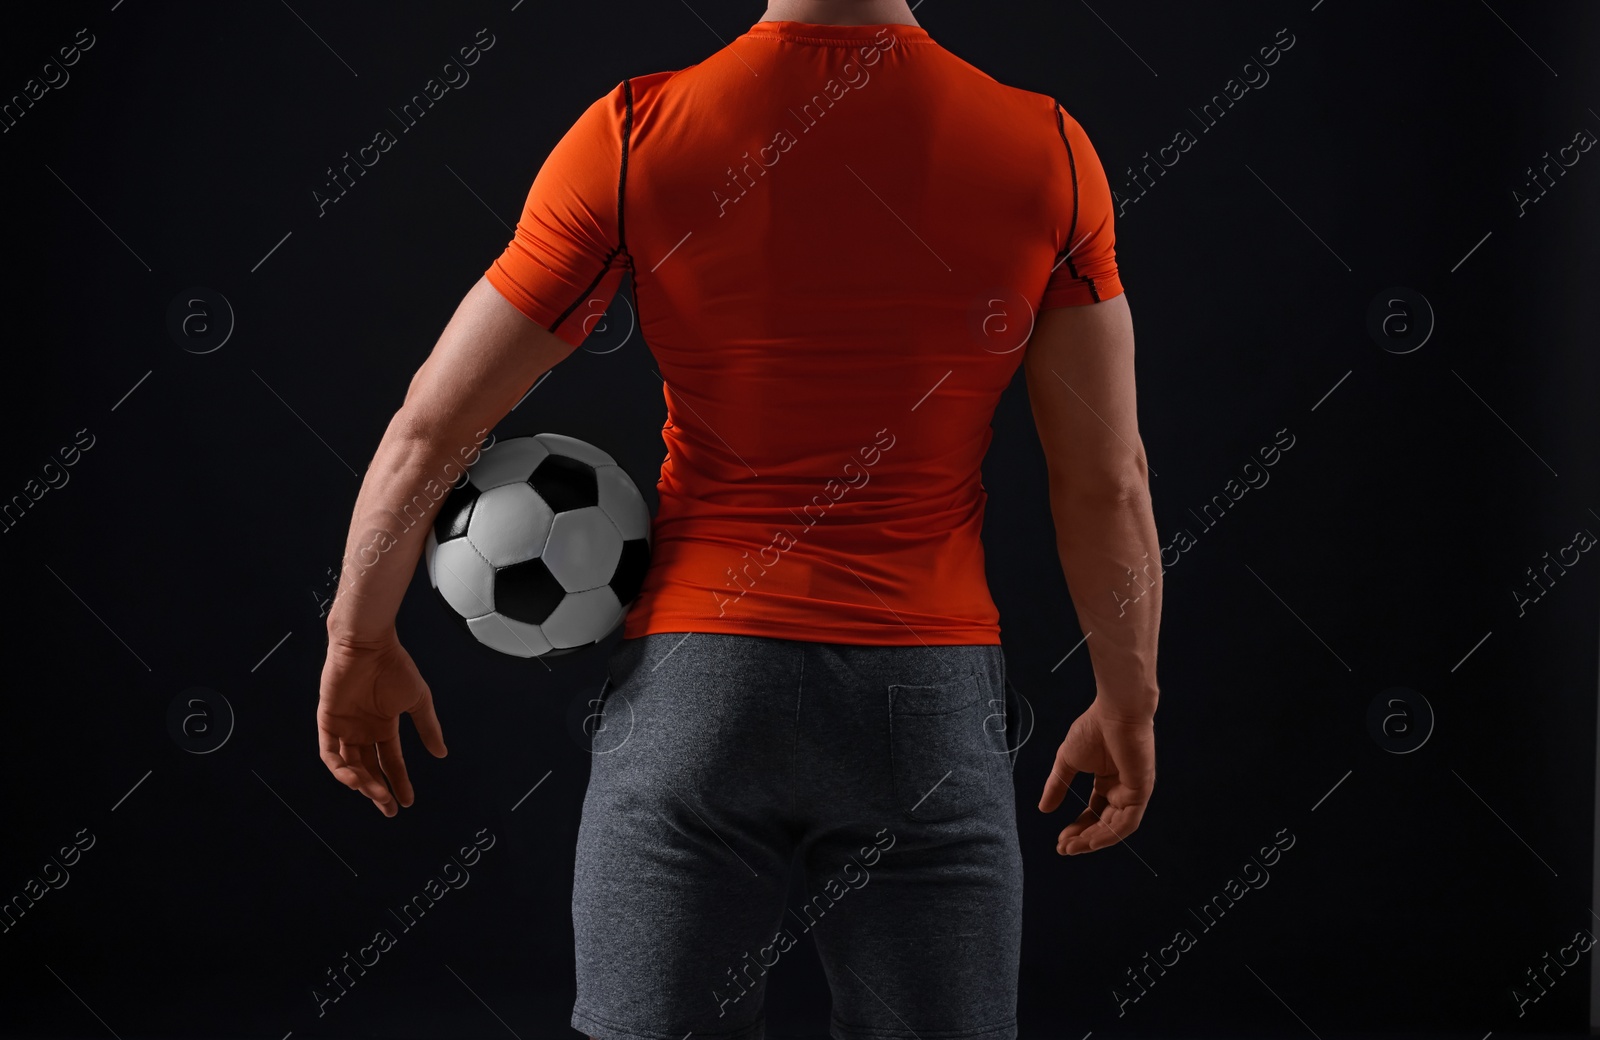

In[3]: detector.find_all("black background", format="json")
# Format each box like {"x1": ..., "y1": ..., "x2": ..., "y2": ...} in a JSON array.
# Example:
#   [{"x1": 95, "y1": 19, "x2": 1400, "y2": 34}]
[{"x1": 1, "y1": 2, "x2": 1597, "y2": 1038}]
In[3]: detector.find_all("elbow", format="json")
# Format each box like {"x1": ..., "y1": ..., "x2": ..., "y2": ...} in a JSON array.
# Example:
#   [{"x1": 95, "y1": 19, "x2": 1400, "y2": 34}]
[
  {"x1": 1048, "y1": 468, "x2": 1152, "y2": 508},
  {"x1": 390, "y1": 403, "x2": 476, "y2": 448},
  {"x1": 389, "y1": 407, "x2": 448, "y2": 448},
  {"x1": 386, "y1": 407, "x2": 486, "y2": 463}
]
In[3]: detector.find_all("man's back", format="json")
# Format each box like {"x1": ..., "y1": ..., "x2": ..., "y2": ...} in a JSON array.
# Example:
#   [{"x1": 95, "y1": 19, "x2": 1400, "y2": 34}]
[
  {"x1": 485, "y1": 18, "x2": 1125, "y2": 645},
  {"x1": 318, "y1": 13, "x2": 1157, "y2": 1038}
]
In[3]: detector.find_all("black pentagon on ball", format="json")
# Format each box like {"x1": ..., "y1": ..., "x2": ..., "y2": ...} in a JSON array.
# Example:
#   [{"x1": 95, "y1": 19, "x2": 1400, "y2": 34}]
[
  {"x1": 610, "y1": 538, "x2": 651, "y2": 605},
  {"x1": 529, "y1": 454, "x2": 598, "y2": 513},
  {"x1": 494, "y1": 557, "x2": 568, "y2": 625},
  {"x1": 433, "y1": 479, "x2": 480, "y2": 542}
]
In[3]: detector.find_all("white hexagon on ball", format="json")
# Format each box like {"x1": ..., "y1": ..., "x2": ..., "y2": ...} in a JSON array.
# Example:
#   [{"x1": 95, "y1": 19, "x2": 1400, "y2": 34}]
[
  {"x1": 466, "y1": 482, "x2": 555, "y2": 567},
  {"x1": 543, "y1": 506, "x2": 622, "y2": 592},
  {"x1": 541, "y1": 586, "x2": 624, "y2": 648},
  {"x1": 467, "y1": 436, "x2": 548, "y2": 491},
  {"x1": 429, "y1": 537, "x2": 496, "y2": 619}
]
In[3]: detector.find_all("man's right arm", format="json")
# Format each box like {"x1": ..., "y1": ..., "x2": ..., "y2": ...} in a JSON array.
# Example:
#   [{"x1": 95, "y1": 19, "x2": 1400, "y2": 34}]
[{"x1": 1022, "y1": 291, "x2": 1161, "y2": 723}]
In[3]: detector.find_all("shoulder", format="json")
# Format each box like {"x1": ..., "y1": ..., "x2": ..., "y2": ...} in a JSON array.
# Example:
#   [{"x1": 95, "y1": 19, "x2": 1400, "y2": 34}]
[
  {"x1": 929, "y1": 47, "x2": 1070, "y2": 123},
  {"x1": 622, "y1": 67, "x2": 694, "y2": 108},
  {"x1": 588, "y1": 67, "x2": 694, "y2": 134},
  {"x1": 627, "y1": 69, "x2": 683, "y2": 94},
  {"x1": 574, "y1": 67, "x2": 689, "y2": 117}
]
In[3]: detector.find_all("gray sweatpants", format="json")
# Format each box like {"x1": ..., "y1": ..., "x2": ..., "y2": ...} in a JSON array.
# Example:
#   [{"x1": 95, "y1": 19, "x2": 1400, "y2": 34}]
[{"x1": 571, "y1": 631, "x2": 1023, "y2": 1040}]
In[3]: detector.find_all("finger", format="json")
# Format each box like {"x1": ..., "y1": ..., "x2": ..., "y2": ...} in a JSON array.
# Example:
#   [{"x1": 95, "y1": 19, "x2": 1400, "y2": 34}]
[
  {"x1": 1060, "y1": 821, "x2": 1118, "y2": 855},
  {"x1": 391, "y1": 642, "x2": 447, "y2": 759},
  {"x1": 320, "y1": 745, "x2": 370, "y2": 793},
  {"x1": 1055, "y1": 803, "x2": 1105, "y2": 852},
  {"x1": 355, "y1": 742, "x2": 396, "y2": 817},
  {"x1": 1037, "y1": 761, "x2": 1077, "y2": 813},
  {"x1": 319, "y1": 722, "x2": 355, "y2": 784},
  {"x1": 1040, "y1": 731, "x2": 1100, "y2": 813},
  {"x1": 407, "y1": 688, "x2": 448, "y2": 759},
  {"x1": 320, "y1": 725, "x2": 376, "y2": 794},
  {"x1": 330, "y1": 748, "x2": 387, "y2": 810},
  {"x1": 1061, "y1": 802, "x2": 1147, "y2": 855},
  {"x1": 376, "y1": 735, "x2": 414, "y2": 808},
  {"x1": 1061, "y1": 810, "x2": 1140, "y2": 854},
  {"x1": 340, "y1": 740, "x2": 394, "y2": 814},
  {"x1": 1057, "y1": 785, "x2": 1110, "y2": 842}
]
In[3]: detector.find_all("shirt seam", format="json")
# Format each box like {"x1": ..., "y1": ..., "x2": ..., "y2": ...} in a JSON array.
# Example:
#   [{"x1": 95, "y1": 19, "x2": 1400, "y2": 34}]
[{"x1": 739, "y1": 33, "x2": 936, "y2": 47}]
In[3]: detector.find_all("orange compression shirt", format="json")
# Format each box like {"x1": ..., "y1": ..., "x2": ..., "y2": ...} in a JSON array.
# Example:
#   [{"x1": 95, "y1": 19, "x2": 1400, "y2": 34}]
[{"x1": 483, "y1": 18, "x2": 1125, "y2": 646}]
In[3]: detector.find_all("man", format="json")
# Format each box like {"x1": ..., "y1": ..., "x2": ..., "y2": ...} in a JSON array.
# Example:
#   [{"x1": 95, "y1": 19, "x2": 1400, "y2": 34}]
[{"x1": 317, "y1": 0, "x2": 1161, "y2": 1037}]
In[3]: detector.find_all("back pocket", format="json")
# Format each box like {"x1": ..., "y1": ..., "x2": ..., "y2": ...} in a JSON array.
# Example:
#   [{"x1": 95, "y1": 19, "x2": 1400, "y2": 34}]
[{"x1": 888, "y1": 675, "x2": 993, "y2": 822}]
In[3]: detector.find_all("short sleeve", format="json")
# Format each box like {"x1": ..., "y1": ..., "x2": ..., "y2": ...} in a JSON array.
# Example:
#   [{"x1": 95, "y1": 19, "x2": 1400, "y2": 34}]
[
  {"x1": 1040, "y1": 104, "x2": 1125, "y2": 309},
  {"x1": 484, "y1": 80, "x2": 631, "y2": 346}
]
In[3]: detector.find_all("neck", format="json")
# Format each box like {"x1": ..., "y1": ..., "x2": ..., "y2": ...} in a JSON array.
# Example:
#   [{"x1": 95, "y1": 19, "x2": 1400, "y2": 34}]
[{"x1": 758, "y1": 0, "x2": 919, "y2": 26}]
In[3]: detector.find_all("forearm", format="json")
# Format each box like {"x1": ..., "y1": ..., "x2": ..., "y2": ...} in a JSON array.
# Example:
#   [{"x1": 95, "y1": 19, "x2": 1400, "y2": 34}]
[
  {"x1": 325, "y1": 414, "x2": 492, "y2": 647},
  {"x1": 1050, "y1": 485, "x2": 1163, "y2": 721}
]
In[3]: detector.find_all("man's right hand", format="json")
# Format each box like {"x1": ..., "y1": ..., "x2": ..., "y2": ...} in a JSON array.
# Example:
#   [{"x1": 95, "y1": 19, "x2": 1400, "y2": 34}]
[
  {"x1": 317, "y1": 632, "x2": 448, "y2": 818},
  {"x1": 1038, "y1": 699, "x2": 1155, "y2": 855}
]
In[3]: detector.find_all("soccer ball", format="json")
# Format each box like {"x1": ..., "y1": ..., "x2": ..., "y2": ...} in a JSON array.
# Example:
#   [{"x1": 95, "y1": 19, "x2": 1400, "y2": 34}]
[{"x1": 422, "y1": 433, "x2": 652, "y2": 658}]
